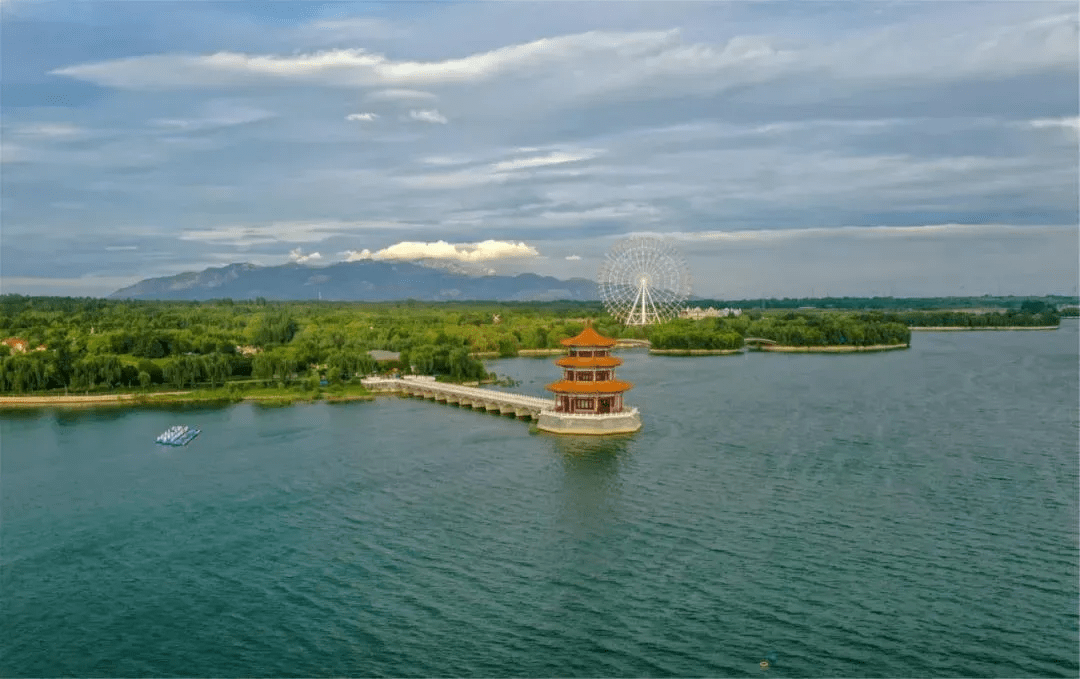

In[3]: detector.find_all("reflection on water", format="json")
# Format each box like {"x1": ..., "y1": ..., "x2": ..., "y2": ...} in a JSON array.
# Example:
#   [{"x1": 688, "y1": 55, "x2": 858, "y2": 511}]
[
  {"x1": 550, "y1": 434, "x2": 634, "y2": 541},
  {"x1": 54, "y1": 408, "x2": 132, "y2": 425},
  {"x1": 0, "y1": 408, "x2": 49, "y2": 422},
  {"x1": 551, "y1": 432, "x2": 633, "y2": 461}
]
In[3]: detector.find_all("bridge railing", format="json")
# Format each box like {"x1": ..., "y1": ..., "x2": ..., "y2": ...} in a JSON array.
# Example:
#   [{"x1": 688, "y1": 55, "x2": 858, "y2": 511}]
[
  {"x1": 362, "y1": 377, "x2": 641, "y2": 418},
  {"x1": 361, "y1": 377, "x2": 553, "y2": 409}
]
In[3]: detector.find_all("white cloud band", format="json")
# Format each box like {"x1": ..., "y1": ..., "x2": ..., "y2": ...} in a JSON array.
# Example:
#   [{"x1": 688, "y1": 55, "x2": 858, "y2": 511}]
[
  {"x1": 343, "y1": 239, "x2": 539, "y2": 262},
  {"x1": 289, "y1": 248, "x2": 323, "y2": 263}
]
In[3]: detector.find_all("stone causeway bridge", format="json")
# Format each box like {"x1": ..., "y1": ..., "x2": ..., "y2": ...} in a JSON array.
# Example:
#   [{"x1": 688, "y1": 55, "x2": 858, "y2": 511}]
[
  {"x1": 360, "y1": 376, "x2": 554, "y2": 420},
  {"x1": 361, "y1": 376, "x2": 642, "y2": 434}
]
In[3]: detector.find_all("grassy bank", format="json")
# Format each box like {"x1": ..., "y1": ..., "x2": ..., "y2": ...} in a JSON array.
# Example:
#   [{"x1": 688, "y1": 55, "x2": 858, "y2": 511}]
[
  {"x1": 908, "y1": 326, "x2": 1059, "y2": 331},
  {"x1": 752, "y1": 343, "x2": 909, "y2": 353},
  {"x1": 649, "y1": 348, "x2": 743, "y2": 355},
  {"x1": 0, "y1": 382, "x2": 374, "y2": 409}
]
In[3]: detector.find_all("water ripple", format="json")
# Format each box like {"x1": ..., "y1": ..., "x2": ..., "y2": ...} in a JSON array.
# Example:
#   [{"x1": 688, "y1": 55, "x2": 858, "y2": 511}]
[{"x1": 3, "y1": 327, "x2": 1078, "y2": 677}]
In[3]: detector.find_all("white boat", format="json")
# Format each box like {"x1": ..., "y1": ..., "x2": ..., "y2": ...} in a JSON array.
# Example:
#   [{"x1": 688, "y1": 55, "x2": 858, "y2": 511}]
[{"x1": 156, "y1": 425, "x2": 200, "y2": 446}]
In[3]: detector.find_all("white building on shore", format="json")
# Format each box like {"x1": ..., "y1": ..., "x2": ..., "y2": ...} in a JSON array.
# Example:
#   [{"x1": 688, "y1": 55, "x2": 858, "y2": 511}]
[{"x1": 679, "y1": 306, "x2": 742, "y2": 320}]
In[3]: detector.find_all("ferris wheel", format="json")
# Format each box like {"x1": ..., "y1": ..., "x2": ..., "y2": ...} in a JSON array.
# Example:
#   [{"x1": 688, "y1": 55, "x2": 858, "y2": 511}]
[{"x1": 598, "y1": 236, "x2": 692, "y2": 326}]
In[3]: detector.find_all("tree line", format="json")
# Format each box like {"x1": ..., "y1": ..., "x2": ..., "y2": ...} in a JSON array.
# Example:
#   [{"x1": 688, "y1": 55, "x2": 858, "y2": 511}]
[
  {"x1": 898, "y1": 307, "x2": 1060, "y2": 328},
  {"x1": 0, "y1": 295, "x2": 1064, "y2": 394},
  {"x1": 650, "y1": 312, "x2": 911, "y2": 350},
  {"x1": 0, "y1": 297, "x2": 566, "y2": 393},
  {"x1": 699, "y1": 295, "x2": 1077, "y2": 311}
]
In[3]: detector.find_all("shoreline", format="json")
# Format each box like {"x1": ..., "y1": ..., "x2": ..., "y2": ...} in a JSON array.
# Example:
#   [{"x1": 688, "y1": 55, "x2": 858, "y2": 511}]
[
  {"x1": 909, "y1": 326, "x2": 1059, "y2": 331},
  {"x1": 0, "y1": 390, "x2": 375, "y2": 410},
  {"x1": 754, "y1": 343, "x2": 909, "y2": 353},
  {"x1": 649, "y1": 348, "x2": 743, "y2": 355},
  {"x1": 0, "y1": 392, "x2": 191, "y2": 408}
]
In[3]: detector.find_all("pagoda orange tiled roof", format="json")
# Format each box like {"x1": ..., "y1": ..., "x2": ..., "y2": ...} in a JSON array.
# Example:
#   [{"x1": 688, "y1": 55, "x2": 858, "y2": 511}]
[
  {"x1": 560, "y1": 325, "x2": 617, "y2": 348},
  {"x1": 546, "y1": 379, "x2": 634, "y2": 394},
  {"x1": 555, "y1": 355, "x2": 622, "y2": 368}
]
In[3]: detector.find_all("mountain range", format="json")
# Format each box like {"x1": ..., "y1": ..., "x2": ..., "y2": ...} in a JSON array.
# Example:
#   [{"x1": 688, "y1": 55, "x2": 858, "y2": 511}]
[{"x1": 108, "y1": 261, "x2": 599, "y2": 302}]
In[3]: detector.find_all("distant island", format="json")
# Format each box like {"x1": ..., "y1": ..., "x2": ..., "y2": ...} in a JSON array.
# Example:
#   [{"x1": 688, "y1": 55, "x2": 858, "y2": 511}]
[{"x1": 0, "y1": 295, "x2": 1072, "y2": 405}]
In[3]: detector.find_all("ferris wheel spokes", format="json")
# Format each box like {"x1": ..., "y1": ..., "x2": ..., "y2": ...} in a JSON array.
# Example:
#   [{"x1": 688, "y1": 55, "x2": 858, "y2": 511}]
[{"x1": 598, "y1": 236, "x2": 691, "y2": 326}]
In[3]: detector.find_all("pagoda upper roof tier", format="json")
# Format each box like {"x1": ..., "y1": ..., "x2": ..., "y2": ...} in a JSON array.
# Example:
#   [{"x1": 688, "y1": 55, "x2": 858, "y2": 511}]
[
  {"x1": 546, "y1": 379, "x2": 633, "y2": 394},
  {"x1": 555, "y1": 355, "x2": 622, "y2": 368},
  {"x1": 560, "y1": 326, "x2": 617, "y2": 348}
]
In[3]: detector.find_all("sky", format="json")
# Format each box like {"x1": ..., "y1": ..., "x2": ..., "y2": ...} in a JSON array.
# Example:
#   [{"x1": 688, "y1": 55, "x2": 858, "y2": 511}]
[{"x1": 1, "y1": 0, "x2": 1077, "y2": 299}]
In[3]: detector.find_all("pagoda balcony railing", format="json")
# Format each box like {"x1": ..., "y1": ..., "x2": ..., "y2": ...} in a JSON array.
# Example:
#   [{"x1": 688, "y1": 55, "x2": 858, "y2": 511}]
[{"x1": 551, "y1": 407, "x2": 640, "y2": 419}]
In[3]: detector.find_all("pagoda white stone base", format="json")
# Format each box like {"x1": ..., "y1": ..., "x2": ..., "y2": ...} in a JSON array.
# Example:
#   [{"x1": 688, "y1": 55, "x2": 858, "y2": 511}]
[{"x1": 536, "y1": 408, "x2": 641, "y2": 435}]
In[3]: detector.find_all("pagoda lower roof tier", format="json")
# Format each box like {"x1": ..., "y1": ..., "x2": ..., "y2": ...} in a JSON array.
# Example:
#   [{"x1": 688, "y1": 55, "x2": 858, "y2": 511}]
[
  {"x1": 555, "y1": 356, "x2": 622, "y2": 368},
  {"x1": 546, "y1": 379, "x2": 634, "y2": 394}
]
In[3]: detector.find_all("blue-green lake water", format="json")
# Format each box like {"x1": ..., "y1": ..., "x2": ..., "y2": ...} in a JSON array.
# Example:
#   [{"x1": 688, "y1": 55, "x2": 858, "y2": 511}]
[{"x1": 3, "y1": 323, "x2": 1078, "y2": 677}]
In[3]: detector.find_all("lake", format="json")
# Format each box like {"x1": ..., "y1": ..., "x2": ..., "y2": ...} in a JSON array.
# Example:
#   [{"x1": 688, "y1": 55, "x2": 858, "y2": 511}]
[{"x1": 3, "y1": 322, "x2": 1077, "y2": 677}]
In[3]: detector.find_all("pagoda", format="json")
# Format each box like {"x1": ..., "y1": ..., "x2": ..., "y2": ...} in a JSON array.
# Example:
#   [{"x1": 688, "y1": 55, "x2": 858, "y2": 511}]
[{"x1": 537, "y1": 325, "x2": 642, "y2": 435}]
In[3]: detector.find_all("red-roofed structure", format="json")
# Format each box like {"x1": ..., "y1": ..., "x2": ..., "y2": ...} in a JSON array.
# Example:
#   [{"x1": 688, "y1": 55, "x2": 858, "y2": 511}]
[
  {"x1": 546, "y1": 325, "x2": 632, "y2": 415},
  {"x1": 2, "y1": 338, "x2": 29, "y2": 354}
]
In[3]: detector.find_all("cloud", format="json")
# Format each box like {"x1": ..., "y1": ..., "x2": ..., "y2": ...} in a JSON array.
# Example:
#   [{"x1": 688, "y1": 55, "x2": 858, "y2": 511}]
[
  {"x1": 406, "y1": 109, "x2": 448, "y2": 124},
  {"x1": 179, "y1": 219, "x2": 416, "y2": 247},
  {"x1": 565, "y1": 254, "x2": 582, "y2": 260},
  {"x1": 48, "y1": 11, "x2": 1078, "y2": 122},
  {"x1": 288, "y1": 248, "x2": 322, "y2": 263},
  {"x1": 399, "y1": 167, "x2": 506, "y2": 189},
  {"x1": 1029, "y1": 116, "x2": 1080, "y2": 138},
  {"x1": 151, "y1": 102, "x2": 276, "y2": 131},
  {"x1": 343, "y1": 239, "x2": 539, "y2": 262},
  {"x1": 420, "y1": 154, "x2": 472, "y2": 166},
  {"x1": 13, "y1": 123, "x2": 84, "y2": 138},
  {"x1": 11, "y1": 5, "x2": 1077, "y2": 298},
  {"x1": 366, "y1": 88, "x2": 437, "y2": 102},
  {"x1": 675, "y1": 223, "x2": 1077, "y2": 244},
  {"x1": 401, "y1": 146, "x2": 604, "y2": 188},
  {"x1": 537, "y1": 203, "x2": 663, "y2": 225},
  {"x1": 48, "y1": 29, "x2": 683, "y2": 90},
  {"x1": 0, "y1": 142, "x2": 28, "y2": 164},
  {"x1": 105, "y1": 245, "x2": 138, "y2": 251},
  {"x1": 298, "y1": 16, "x2": 407, "y2": 43},
  {"x1": 490, "y1": 150, "x2": 600, "y2": 172}
]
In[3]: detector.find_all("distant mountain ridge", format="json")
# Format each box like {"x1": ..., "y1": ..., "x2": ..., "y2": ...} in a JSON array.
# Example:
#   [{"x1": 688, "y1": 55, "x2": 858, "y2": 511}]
[{"x1": 109, "y1": 261, "x2": 599, "y2": 302}]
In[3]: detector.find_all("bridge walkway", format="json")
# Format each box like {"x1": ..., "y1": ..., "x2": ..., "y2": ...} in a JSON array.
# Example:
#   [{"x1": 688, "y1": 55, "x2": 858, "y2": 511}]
[{"x1": 361, "y1": 377, "x2": 553, "y2": 420}]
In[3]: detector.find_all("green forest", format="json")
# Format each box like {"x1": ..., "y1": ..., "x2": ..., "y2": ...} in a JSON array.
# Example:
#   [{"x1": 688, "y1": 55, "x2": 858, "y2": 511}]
[
  {"x1": 898, "y1": 300, "x2": 1062, "y2": 328},
  {"x1": 698, "y1": 294, "x2": 1079, "y2": 311},
  {"x1": 0, "y1": 297, "x2": 604, "y2": 395},
  {"x1": 0, "y1": 295, "x2": 1066, "y2": 395},
  {"x1": 648, "y1": 312, "x2": 911, "y2": 350}
]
